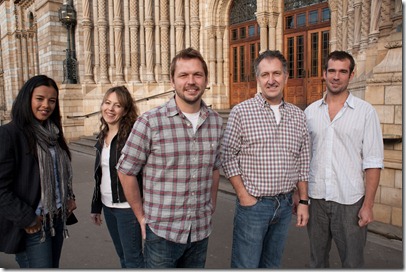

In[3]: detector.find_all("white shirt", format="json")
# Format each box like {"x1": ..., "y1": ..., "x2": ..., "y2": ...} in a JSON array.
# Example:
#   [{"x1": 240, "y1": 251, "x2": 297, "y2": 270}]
[
  {"x1": 101, "y1": 144, "x2": 130, "y2": 208},
  {"x1": 304, "y1": 93, "x2": 384, "y2": 205},
  {"x1": 270, "y1": 103, "x2": 282, "y2": 124},
  {"x1": 183, "y1": 111, "x2": 200, "y2": 133}
]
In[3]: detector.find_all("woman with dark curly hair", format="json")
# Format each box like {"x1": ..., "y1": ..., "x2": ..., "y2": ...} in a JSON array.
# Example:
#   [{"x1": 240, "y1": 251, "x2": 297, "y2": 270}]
[
  {"x1": 0, "y1": 75, "x2": 76, "y2": 268},
  {"x1": 90, "y1": 86, "x2": 144, "y2": 268}
]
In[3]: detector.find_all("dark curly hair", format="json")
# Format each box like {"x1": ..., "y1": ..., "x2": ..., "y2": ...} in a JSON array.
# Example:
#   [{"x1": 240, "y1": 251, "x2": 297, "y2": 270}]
[{"x1": 98, "y1": 86, "x2": 139, "y2": 152}]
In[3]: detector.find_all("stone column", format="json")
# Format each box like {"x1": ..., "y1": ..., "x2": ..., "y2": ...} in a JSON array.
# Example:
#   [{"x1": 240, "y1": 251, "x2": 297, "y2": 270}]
[
  {"x1": 98, "y1": 0, "x2": 110, "y2": 83},
  {"x1": 190, "y1": 0, "x2": 200, "y2": 49},
  {"x1": 207, "y1": 27, "x2": 216, "y2": 84},
  {"x1": 352, "y1": 0, "x2": 362, "y2": 50},
  {"x1": 329, "y1": 0, "x2": 338, "y2": 51},
  {"x1": 139, "y1": 0, "x2": 146, "y2": 82},
  {"x1": 216, "y1": 26, "x2": 224, "y2": 85},
  {"x1": 129, "y1": 0, "x2": 141, "y2": 83},
  {"x1": 144, "y1": 0, "x2": 155, "y2": 82},
  {"x1": 256, "y1": 12, "x2": 269, "y2": 53},
  {"x1": 341, "y1": 0, "x2": 349, "y2": 50},
  {"x1": 15, "y1": 32, "x2": 24, "y2": 87},
  {"x1": 268, "y1": 12, "x2": 279, "y2": 50},
  {"x1": 160, "y1": 0, "x2": 170, "y2": 82},
  {"x1": 82, "y1": 0, "x2": 95, "y2": 83},
  {"x1": 392, "y1": 0, "x2": 402, "y2": 32},
  {"x1": 360, "y1": 0, "x2": 370, "y2": 50},
  {"x1": 175, "y1": 0, "x2": 185, "y2": 52},
  {"x1": 21, "y1": 32, "x2": 29, "y2": 81},
  {"x1": 113, "y1": 0, "x2": 125, "y2": 83},
  {"x1": 347, "y1": 0, "x2": 355, "y2": 50},
  {"x1": 369, "y1": 0, "x2": 381, "y2": 43},
  {"x1": 28, "y1": 31, "x2": 35, "y2": 78},
  {"x1": 379, "y1": 0, "x2": 392, "y2": 37}
]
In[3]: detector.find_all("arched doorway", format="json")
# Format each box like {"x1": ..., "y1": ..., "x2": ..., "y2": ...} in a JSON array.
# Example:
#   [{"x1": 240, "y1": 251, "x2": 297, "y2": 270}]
[
  {"x1": 283, "y1": 0, "x2": 331, "y2": 109},
  {"x1": 229, "y1": 0, "x2": 260, "y2": 107}
]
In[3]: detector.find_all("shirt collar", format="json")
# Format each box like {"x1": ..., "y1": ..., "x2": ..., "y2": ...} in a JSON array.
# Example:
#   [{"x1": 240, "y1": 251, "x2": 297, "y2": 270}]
[
  {"x1": 165, "y1": 95, "x2": 209, "y2": 117},
  {"x1": 255, "y1": 93, "x2": 286, "y2": 108},
  {"x1": 321, "y1": 92, "x2": 355, "y2": 109}
]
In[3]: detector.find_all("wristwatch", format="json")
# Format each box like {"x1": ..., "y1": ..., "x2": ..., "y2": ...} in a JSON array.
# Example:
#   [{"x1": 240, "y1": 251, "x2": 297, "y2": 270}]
[{"x1": 299, "y1": 199, "x2": 311, "y2": 205}]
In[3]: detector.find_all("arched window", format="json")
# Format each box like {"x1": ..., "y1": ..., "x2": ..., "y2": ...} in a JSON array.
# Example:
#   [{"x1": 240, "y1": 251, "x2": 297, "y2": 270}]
[
  {"x1": 28, "y1": 12, "x2": 34, "y2": 29},
  {"x1": 230, "y1": 0, "x2": 257, "y2": 25}
]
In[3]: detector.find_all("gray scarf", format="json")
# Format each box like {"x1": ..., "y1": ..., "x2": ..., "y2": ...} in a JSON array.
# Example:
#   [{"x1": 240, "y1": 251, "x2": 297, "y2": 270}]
[{"x1": 34, "y1": 120, "x2": 73, "y2": 241}]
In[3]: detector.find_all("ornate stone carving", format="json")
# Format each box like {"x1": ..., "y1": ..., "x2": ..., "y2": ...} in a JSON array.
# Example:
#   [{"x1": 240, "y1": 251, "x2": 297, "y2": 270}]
[
  {"x1": 360, "y1": 0, "x2": 370, "y2": 49},
  {"x1": 129, "y1": 0, "x2": 140, "y2": 82},
  {"x1": 160, "y1": 0, "x2": 170, "y2": 82},
  {"x1": 113, "y1": 0, "x2": 124, "y2": 83},
  {"x1": 82, "y1": 0, "x2": 94, "y2": 83}
]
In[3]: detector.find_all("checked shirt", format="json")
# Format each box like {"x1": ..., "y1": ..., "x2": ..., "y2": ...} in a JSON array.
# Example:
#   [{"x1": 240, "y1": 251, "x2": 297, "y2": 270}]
[
  {"x1": 116, "y1": 96, "x2": 223, "y2": 244},
  {"x1": 221, "y1": 93, "x2": 310, "y2": 197}
]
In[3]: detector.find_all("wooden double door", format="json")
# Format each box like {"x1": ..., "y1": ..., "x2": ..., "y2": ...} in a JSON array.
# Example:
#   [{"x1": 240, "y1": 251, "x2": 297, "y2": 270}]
[
  {"x1": 229, "y1": 20, "x2": 260, "y2": 108},
  {"x1": 283, "y1": 2, "x2": 331, "y2": 109},
  {"x1": 229, "y1": 2, "x2": 330, "y2": 109}
]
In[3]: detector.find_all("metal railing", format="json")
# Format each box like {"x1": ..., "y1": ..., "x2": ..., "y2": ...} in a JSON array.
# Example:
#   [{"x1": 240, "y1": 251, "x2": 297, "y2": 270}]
[{"x1": 67, "y1": 89, "x2": 175, "y2": 119}]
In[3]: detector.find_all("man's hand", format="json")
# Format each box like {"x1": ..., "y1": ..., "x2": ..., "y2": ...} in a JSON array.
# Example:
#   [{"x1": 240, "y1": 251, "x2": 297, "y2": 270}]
[
  {"x1": 295, "y1": 204, "x2": 309, "y2": 227},
  {"x1": 358, "y1": 205, "x2": 374, "y2": 227}
]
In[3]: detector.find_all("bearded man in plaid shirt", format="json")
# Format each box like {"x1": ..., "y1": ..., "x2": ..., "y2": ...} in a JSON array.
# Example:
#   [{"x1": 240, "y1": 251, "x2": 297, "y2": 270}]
[
  {"x1": 117, "y1": 48, "x2": 223, "y2": 268},
  {"x1": 221, "y1": 50, "x2": 310, "y2": 268}
]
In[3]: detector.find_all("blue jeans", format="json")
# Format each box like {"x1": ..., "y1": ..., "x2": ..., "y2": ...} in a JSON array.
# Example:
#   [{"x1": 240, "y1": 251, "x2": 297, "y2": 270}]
[
  {"x1": 15, "y1": 216, "x2": 64, "y2": 268},
  {"x1": 144, "y1": 225, "x2": 209, "y2": 268},
  {"x1": 307, "y1": 197, "x2": 367, "y2": 268},
  {"x1": 231, "y1": 192, "x2": 294, "y2": 268},
  {"x1": 103, "y1": 205, "x2": 144, "y2": 268}
]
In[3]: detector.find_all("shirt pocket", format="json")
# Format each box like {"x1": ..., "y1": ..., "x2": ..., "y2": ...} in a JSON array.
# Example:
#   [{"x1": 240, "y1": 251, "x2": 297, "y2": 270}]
[{"x1": 201, "y1": 141, "x2": 218, "y2": 165}]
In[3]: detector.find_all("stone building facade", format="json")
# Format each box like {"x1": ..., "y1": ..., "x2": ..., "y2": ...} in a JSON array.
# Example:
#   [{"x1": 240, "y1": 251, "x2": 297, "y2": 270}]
[{"x1": 0, "y1": 0, "x2": 402, "y2": 227}]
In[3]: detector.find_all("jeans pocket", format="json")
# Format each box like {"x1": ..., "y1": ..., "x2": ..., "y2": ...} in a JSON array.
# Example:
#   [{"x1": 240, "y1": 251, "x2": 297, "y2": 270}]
[{"x1": 236, "y1": 197, "x2": 259, "y2": 210}]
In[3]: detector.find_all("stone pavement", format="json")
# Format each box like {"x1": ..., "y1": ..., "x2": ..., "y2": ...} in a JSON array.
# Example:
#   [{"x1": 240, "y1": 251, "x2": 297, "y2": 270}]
[{"x1": 0, "y1": 151, "x2": 403, "y2": 269}]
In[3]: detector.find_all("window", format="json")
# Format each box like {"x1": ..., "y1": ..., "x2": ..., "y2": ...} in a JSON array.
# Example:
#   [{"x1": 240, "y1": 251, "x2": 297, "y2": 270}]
[
  {"x1": 232, "y1": 29, "x2": 238, "y2": 41},
  {"x1": 286, "y1": 16, "x2": 294, "y2": 29},
  {"x1": 240, "y1": 27, "x2": 246, "y2": 39},
  {"x1": 297, "y1": 13, "x2": 306, "y2": 27},
  {"x1": 287, "y1": 37, "x2": 294, "y2": 77},
  {"x1": 248, "y1": 25, "x2": 255, "y2": 37},
  {"x1": 309, "y1": 10, "x2": 318, "y2": 24},
  {"x1": 322, "y1": 8, "x2": 330, "y2": 22},
  {"x1": 240, "y1": 46, "x2": 245, "y2": 82},
  {"x1": 233, "y1": 47, "x2": 238, "y2": 82},
  {"x1": 250, "y1": 43, "x2": 256, "y2": 80},
  {"x1": 297, "y1": 36, "x2": 305, "y2": 78},
  {"x1": 311, "y1": 33, "x2": 319, "y2": 77}
]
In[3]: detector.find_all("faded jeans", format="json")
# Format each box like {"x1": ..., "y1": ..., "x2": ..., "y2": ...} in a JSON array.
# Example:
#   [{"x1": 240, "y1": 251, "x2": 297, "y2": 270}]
[
  {"x1": 144, "y1": 225, "x2": 209, "y2": 268},
  {"x1": 103, "y1": 205, "x2": 144, "y2": 268},
  {"x1": 15, "y1": 216, "x2": 64, "y2": 268},
  {"x1": 231, "y1": 192, "x2": 294, "y2": 268}
]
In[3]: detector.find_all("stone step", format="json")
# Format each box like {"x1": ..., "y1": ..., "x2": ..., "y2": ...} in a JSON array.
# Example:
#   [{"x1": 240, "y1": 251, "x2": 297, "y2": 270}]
[{"x1": 69, "y1": 136, "x2": 97, "y2": 156}]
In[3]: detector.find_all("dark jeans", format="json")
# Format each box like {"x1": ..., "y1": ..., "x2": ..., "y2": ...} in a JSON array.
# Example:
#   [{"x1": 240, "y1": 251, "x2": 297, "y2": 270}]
[
  {"x1": 307, "y1": 197, "x2": 367, "y2": 268},
  {"x1": 231, "y1": 192, "x2": 294, "y2": 268},
  {"x1": 15, "y1": 216, "x2": 64, "y2": 268},
  {"x1": 103, "y1": 205, "x2": 144, "y2": 268},
  {"x1": 144, "y1": 225, "x2": 209, "y2": 268}
]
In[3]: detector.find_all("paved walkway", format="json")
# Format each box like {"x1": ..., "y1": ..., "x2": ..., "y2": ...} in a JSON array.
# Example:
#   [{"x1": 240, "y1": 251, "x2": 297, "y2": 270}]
[{"x1": 0, "y1": 151, "x2": 403, "y2": 269}]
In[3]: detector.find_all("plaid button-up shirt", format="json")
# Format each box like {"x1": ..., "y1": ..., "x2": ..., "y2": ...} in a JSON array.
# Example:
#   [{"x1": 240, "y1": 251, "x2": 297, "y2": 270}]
[
  {"x1": 116, "y1": 96, "x2": 223, "y2": 244},
  {"x1": 221, "y1": 94, "x2": 310, "y2": 197}
]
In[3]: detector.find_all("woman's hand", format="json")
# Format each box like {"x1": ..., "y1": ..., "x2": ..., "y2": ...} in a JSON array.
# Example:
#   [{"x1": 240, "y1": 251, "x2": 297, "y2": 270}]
[
  {"x1": 24, "y1": 216, "x2": 42, "y2": 234},
  {"x1": 90, "y1": 213, "x2": 103, "y2": 226},
  {"x1": 66, "y1": 199, "x2": 77, "y2": 216}
]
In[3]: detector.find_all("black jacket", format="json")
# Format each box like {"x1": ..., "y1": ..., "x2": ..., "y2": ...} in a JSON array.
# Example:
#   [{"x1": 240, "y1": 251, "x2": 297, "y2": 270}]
[
  {"x1": 91, "y1": 134, "x2": 142, "y2": 214},
  {"x1": 0, "y1": 122, "x2": 42, "y2": 254}
]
